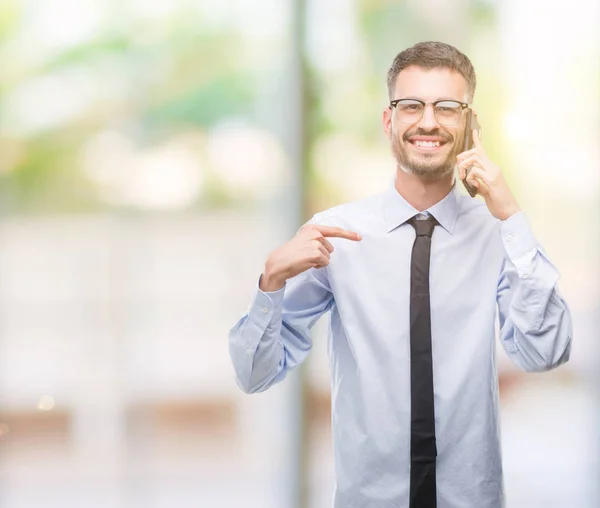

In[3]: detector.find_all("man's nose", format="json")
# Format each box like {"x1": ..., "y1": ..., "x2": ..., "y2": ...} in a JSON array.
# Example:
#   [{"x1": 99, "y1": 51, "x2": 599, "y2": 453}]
[{"x1": 417, "y1": 104, "x2": 439, "y2": 130}]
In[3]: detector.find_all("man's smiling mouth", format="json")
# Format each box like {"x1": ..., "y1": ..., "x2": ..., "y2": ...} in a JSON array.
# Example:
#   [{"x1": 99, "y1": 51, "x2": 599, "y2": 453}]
[{"x1": 407, "y1": 137, "x2": 449, "y2": 151}]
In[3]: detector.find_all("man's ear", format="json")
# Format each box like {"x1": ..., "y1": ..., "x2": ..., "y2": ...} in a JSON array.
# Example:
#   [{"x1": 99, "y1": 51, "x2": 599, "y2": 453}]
[{"x1": 382, "y1": 107, "x2": 393, "y2": 140}]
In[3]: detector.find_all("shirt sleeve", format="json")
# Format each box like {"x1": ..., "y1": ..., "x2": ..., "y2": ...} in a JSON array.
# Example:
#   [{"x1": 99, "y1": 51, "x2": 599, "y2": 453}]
[
  {"x1": 496, "y1": 212, "x2": 573, "y2": 372},
  {"x1": 228, "y1": 259, "x2": 333, "y2": 394}
]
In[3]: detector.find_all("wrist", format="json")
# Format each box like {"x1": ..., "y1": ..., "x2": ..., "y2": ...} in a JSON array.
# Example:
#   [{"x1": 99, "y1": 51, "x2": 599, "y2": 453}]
[
  {"x1": 260, "y1": 264, "x2": 286, "y2": 292},
  {"x1": 498, "y1": 205, "x2": 521, "y2": 221}
]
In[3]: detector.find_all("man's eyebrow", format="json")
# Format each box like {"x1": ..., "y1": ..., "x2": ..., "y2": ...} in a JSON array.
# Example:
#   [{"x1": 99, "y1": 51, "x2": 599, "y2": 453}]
[
  {"x1": 432, "y1": 97, "x2": 464, "y2": 102},
  {"x1": 397, "y1": 97, "x2": 463, "y2": 102}
]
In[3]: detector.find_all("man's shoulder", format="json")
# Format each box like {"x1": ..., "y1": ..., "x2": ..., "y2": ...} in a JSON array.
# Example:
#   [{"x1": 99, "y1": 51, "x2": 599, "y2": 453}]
[{"x1": 311, "y1": 192, "x2": 384, "y2": 228}]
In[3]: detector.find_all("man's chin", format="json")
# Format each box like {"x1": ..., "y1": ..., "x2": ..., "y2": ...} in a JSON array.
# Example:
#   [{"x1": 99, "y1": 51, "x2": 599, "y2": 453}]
[
  {"x1": 393, "y1": 143, "x2": 456, "y2": 180},
  {"x1": 401, "y1": 158, "x2": 455, "y2": 180}
]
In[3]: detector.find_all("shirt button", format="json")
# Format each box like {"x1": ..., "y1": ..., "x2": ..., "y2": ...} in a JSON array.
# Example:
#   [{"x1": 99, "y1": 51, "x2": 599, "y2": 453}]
[
  {"x1": 262, "y1": 306, "x2": 270, "y2": 314},
  {"x1": 522, "y1": 272, "x2": 530, "y2": 279},
  {"x1": 506, "y1": 233, "x2": 515, "y2": 242},
  {"x1": 246, "y1": 349, "x2": 253, "y2": 356}
]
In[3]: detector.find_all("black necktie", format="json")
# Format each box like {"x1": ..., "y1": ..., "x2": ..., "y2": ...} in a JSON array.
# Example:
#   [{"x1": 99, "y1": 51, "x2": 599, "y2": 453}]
[{"x1": 408, "y1": 215, "x2": 438, "y2": 508}]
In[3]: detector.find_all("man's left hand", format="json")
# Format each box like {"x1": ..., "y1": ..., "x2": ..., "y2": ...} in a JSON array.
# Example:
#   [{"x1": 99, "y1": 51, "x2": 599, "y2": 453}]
[{"x1": 456, "y1": 129, "x2": 521, "y2": 221}]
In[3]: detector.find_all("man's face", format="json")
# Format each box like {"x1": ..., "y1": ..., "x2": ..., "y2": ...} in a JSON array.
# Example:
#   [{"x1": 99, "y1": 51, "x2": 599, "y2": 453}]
[{"x1": 383, "y1": 65, "x2": 470, "y2": 180}]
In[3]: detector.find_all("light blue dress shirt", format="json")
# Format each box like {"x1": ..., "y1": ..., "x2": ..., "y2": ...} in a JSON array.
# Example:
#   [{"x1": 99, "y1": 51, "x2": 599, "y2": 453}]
[{"x1": 229, "y1": 183, "x2": 572, "y2": 508}]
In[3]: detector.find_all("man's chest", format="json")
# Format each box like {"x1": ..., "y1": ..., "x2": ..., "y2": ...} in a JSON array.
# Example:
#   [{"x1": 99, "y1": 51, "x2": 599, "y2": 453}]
[
  {"x1": 322, "y1": 231, "x2": 502, "y2": 388},
  {"x1": 327, "y1": 227, "x2": 504, "y2": 316}
]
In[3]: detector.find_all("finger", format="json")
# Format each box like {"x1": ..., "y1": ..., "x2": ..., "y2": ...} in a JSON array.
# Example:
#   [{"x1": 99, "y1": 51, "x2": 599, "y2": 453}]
[
  {"x1": 457, "y1": 156, "x2": 482, "y2": 180},
  {"x1": 458, "y1": 163, "x2": 470, "y2": 180},
  {"x1": 456, "y1": 148, "x2": 477, "y2": 161},
  {"x1": 458, "y1": 153, "x2": 487, "y2": 171},
  {"x1": 457, "y1": 155, "x2": 480, "y2": 170},
  {"x1": 464, "y1": 170, "x2": 483, "y2": 196},
  {"x1": 316, "y1": 236, "x2": 335, "y2": 253},
  {"x1": 466, "y1": 166, "x2": 491, "y2": 189},
  {"x1": 313, "y1": 251, "x2": 330, "y2": 269},
  {"x1": 473, "y1": 128, "x2": 483, "y2": 150},
  {"x1": 460, "y1": 163, "x2": 478, "y2": 182},
  {"x1": 468, "y1": 173, "x2": 490, "y2": 195},
  {"x1": 465, "y1": 165, "x2": 488, "y2": 182},
  {"x1": 314, "y1": 241, "x2": 331, "y2": 260},
  {"x1": 315, "y1": 226, "x2": 362, "y2": 241}
]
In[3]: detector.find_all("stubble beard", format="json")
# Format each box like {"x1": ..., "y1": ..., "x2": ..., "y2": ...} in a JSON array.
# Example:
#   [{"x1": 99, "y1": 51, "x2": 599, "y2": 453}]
[{"x1": 391, "y1": 128, "x2": 463, "y2": 181}]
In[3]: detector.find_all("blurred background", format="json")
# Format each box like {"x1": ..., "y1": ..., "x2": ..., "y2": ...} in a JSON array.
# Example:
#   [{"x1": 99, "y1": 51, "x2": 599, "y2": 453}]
[{"x1": 0, "y1": 0, "x2": 598, "y2": 507}]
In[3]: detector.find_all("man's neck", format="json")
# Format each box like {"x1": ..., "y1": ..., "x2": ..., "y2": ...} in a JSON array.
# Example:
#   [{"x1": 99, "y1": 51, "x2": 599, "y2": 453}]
[{"x1": 394, "y1": 166, "x2": 455, "y2": 212}]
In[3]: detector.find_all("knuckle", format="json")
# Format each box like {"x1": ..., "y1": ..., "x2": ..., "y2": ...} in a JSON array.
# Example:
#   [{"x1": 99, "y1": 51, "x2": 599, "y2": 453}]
[{"x1": 301, "y1": 229, "x2": 316, "y2": 241}]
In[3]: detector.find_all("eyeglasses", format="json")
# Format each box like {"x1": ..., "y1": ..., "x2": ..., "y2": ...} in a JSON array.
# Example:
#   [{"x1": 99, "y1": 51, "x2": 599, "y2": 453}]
[{"x1": 390, "y1": 98, "x2": 470, "y2": 126}]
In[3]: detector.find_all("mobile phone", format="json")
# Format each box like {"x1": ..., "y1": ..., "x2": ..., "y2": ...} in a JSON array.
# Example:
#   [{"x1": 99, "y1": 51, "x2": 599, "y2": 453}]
[{"x1": 461, "y1": 110, "x2": 480, "y2": 198}]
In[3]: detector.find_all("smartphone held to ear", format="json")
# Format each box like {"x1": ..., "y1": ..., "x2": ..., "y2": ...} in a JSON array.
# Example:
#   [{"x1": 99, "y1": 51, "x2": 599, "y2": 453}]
[{"x1": 461, "y1": 110, "x2": 480, "y2": 198}]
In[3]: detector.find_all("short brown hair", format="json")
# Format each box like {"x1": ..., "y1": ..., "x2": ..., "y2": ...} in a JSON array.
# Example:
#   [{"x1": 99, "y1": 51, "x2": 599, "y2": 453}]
[{"x1": 387, "y1": 41, "x2": 476, "y2": 101}]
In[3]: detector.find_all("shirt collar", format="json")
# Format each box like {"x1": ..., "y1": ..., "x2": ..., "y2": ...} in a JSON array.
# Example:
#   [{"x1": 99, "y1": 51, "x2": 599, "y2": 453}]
[{"x1": 382, "y1": 180, "x2": 459, "y2": 234}]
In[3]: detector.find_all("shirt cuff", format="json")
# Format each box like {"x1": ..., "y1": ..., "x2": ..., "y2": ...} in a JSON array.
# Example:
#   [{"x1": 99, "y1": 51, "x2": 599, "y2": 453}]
[
  {"x1": 248, "y1": 275, "x2": 286, "y2": 330},
  {"x1": 500, "y1": 211, "x2": 538, "y2": 279}
]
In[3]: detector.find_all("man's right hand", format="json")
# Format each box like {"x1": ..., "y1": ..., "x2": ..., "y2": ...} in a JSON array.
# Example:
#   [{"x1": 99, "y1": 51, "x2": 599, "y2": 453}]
[{"x1": 259, "y1": 225, "x2": 362, "y2": 292}]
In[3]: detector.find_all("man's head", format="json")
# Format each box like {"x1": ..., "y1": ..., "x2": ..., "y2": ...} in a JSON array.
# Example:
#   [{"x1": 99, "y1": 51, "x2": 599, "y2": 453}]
[{"x1": 383, "y1": 41, "x2": 477, "y2": 180}]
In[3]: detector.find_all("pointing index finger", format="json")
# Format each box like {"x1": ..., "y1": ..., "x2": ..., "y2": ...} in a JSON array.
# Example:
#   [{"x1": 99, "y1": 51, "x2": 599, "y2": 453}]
[{"x1": 315, "y1": 225, "x2": 362, "y2": 241}]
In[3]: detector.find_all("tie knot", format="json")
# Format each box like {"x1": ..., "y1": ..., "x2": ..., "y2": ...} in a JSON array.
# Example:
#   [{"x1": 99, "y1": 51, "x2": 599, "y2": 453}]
[{"x1": 408, "y1": 215, "x2": 438, "y2": 237}]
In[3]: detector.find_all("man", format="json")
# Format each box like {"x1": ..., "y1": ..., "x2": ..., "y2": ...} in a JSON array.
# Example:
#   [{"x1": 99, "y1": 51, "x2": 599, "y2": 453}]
[{"x1": 228, "y1": 41, "x2": 572, "y2": 508}]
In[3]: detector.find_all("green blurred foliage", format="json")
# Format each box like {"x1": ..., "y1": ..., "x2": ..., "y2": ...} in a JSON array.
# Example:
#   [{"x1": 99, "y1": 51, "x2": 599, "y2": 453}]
[
  {"x1": 0, "y1": 0, "x2": 21, "y2": 42},
  {"x1": 0, "y1": 7, "x2": 257, "y2": 214},
  {"x1": 0, "y1": 1, "x2": 508, "y2": 216}
]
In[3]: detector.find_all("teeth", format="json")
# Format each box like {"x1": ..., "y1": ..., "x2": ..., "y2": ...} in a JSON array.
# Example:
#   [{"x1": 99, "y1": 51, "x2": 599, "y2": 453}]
[{"x1": 415, "y1": 140, "x2": 440, "y2": 147}]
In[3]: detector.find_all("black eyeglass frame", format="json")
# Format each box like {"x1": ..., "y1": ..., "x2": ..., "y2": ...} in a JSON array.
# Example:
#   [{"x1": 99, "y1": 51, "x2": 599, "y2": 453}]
[{"x1": 389, "y1": 98, "x2": 471, "y2": 126}]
